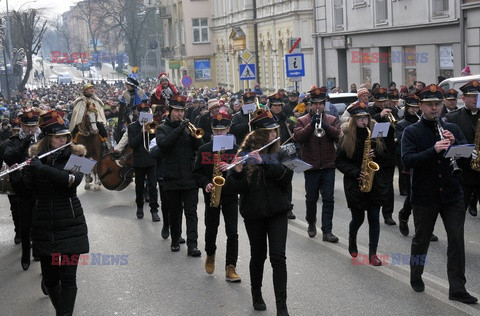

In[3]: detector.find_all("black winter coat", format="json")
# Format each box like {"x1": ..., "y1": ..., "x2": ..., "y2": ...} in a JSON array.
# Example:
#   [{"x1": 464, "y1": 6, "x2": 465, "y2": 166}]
[
  {"x1": 335, "y1": 127, "x2": 388, "y2": 210},
  {"x1": 402, "y1": 117, "x2": 466, "y2": 206},
  {"x1": 4, "y1": 134, "x2": 35, "y2": 195},
  {"x1": 193, "y1": 141, "x2": 239, "y2": 205},
  {"x1": 230, "y1": 111, "x2": 250, "y2": 145},
  {"x1": 24, "y1": 144, "x2": 89, "y2": 257},
  {"x1": 155, "y1": 117, "x2": 203, "y2": 190},
  {"x1": 445, "y1": 108, "x2": 480, "y2": 186},
  {"x1": 128, "y1": 121, "x2": 156, "y2": 168},
  {"x1": 227, "y1": 133, "x2": 293, "y2": 220}
]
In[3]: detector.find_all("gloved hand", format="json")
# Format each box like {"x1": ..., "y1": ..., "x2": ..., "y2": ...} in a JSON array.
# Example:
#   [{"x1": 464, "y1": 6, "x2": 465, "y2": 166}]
[
  {"x1": 473, "y1": 149, "x2": 478, "y2": 161},
  {"x1": 29, "y1": 156, "x2": 43, "y2": 171},
  {"x1": 21, "y1": 134, "x2": 34, "y2": 149},
  {"x1": 180, "y1": 119, "x2": 190, "y2": 129},
  {"x1": 310, "y1": 115, "x2": 320, "y2": 127}
]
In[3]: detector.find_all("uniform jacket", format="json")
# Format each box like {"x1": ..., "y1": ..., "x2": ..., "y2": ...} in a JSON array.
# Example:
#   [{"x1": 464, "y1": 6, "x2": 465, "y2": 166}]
[
  {"x1": 127, "y1": 121, "x2": 156, "y2": 168},
  {"x1": 335, "y1": 127, "x2": 388, "y2": 209},
  {"x1": 293, "y1": 112, "x2": 340, "y2": 170},
  {"x1": 366, "y1": 105, "x2": 397, "y2": 168},
  {"x1": 445, "y1": 107, "x2": 480, "y2": 185},
  {"x1": 402, "y1": 117, "x2": 466, "y2": 206},
  {"x1": 193, "y1": 141, "x2": 239, "y2": 205},
  {"x1": 24, "y1": 143, "x2": 89, "y2": 257},
  {"x1": 155, "y1": 117, "x2": 203, "y2": 190},
  {"x1": 230, "y1": 111, "x2": 250, "y2": 146}
]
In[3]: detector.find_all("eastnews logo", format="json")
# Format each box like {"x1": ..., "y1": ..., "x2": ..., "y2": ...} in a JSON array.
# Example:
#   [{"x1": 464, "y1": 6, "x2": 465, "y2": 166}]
[
  {"x1": 352, "y1": 253, "x2": 428, "y2": 266},
  {"x1": 51, "y1": 253, "x2": 128, "y2": 266},
  {"x1": 201, "y1": 152, "x2": 279, "y2": 164},
  {"x1": 351, "y1": 51, "x2": 428, "y2": 64}
]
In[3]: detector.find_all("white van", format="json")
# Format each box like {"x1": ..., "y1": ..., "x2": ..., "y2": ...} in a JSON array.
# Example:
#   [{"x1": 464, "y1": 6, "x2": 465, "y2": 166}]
[{"x1": 439, "y1": 74, "x2": 480, "y2": 107}]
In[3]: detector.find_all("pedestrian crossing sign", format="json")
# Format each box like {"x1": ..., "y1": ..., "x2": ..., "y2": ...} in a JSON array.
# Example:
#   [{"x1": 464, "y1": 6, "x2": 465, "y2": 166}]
[{"x1": 239, "y1": 64, "x2": 256, "y2": 81}]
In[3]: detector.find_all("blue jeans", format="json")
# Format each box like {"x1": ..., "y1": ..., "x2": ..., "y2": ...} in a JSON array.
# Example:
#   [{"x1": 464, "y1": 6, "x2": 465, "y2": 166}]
[{"x1": 304, "y1": 168, "x2": 335, "y2": 233}]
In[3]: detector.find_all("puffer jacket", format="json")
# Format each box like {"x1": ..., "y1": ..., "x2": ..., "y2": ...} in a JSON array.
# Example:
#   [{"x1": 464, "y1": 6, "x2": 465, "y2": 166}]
[
  {"x1": 24, "y1": 143, "x2": 89, "y2": 257},
  {"x1": 227, "y1": 132, "x2": 293, "y2": 220}
]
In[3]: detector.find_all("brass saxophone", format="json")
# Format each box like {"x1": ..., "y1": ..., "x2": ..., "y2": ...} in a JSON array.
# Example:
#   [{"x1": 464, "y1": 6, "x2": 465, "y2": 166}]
[
  {"x1": 210, "y1": 150, "x2": 225, "y2": 208},
  {"x1": 471, "y1": 117, "x2": 480, "y2": 171},
  {"x1": 359, "y1": 126, "x2": 380, "y2": 193}
]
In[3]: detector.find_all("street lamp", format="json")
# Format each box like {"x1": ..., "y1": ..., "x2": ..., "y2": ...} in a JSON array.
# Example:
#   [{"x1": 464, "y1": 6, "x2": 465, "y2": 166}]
[{"x1": 16, "y1": 0, "x2": 38, "y2": 12}]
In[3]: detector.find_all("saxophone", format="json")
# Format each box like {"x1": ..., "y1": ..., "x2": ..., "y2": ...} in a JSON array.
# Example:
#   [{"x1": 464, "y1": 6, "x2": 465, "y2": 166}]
[
  {"x1": 359, "y1": 126, "x2": 380, "y2": 193},
  {"x1": 471, "y1": 117, "x2": 480, "y2": 171},
  {"x1": 210, "y1": 150, "x2": 225, "y2": 208}
]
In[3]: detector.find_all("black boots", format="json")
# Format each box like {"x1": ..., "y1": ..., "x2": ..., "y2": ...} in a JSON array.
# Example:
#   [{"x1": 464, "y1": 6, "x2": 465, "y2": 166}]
[
  {"x1": 348, "y1": 236, "x2": 358, "y2": 258},
  {"x1": 46, "y1": 285, "x2": 61, "y2": 311},
  {"x1": 251, "y1": 288, "x2": 267, "y2": 311},
  {"x1": 21, "y1": 248, "x2": 30, "y2": 271},
  {"x1": 58, "y1": 286, "x2": 77, "y2": 316},
  {"x1": 276, "y1": 302, "x2": 289, "y2": 316}
]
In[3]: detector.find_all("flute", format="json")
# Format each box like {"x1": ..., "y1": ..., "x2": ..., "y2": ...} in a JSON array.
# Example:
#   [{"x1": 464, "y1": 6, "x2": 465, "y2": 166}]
[{"x1": 226, "y1": 137, "x2": 280, "y2": 170}]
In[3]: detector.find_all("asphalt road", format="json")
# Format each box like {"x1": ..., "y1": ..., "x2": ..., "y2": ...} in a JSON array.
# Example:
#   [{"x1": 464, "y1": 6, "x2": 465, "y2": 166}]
[{"x1": 1, "y1": 171, "x2": 480, "y2": 316}]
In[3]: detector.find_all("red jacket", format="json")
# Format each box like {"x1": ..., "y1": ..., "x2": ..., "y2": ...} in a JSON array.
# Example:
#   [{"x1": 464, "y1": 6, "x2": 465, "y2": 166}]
[
  {"x1": 152, "y1": 83, "x2": 178, "y2": 105},
  {"x1": 293, "y1": 113, "x2": 340, "y2": 170}
]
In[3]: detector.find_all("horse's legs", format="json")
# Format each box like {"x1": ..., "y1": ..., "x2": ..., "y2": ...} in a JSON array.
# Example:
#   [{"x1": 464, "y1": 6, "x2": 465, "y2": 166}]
[
  {"x1": 85, "y1": 173, "x2": 92, "y2": 190},
  {"x1": 93, "y1": 171, "x2": 101, "y2": 191}
]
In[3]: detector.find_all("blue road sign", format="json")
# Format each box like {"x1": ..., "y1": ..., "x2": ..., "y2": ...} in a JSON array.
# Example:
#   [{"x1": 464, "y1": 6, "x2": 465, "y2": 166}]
[
  {"x1": 182, "y1": 75, "x2": 193, "y2": 87},
  {"x1": 285, "y1": 53, "x2": 305, "y2": 77},
  {"x1": 239, "y1": 64, "x2": 256, "y2": 80}
]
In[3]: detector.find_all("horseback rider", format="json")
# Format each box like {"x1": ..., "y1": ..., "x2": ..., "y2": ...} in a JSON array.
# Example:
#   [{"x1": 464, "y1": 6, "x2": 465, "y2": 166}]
[{"x1": 69, "y1": 83, "x2": 108, "y2": 143}]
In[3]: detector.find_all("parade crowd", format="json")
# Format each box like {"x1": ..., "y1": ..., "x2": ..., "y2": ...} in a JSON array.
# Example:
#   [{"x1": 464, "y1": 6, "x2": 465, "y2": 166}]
[{"x1": 1, "y1": 71, "x2": 480, "y2": 315}]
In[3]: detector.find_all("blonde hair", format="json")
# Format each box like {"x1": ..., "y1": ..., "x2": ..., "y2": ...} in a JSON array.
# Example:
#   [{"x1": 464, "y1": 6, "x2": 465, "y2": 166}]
[{"x1": 339, "y1": 116, "x2": 383, "y2": 159}]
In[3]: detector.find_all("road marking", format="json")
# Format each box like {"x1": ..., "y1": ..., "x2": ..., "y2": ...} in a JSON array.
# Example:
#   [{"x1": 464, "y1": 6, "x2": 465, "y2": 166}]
[{"x1": 287, "y1": 220, "x2": 480, "y2": 315}]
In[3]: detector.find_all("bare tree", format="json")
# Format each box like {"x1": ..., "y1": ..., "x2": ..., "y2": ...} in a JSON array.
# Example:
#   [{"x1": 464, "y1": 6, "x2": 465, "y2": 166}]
[
  {"x1": 100, "y1": 0, "x2": 156, "y2": 67},
  {"x1": 73, "y1": 0, "x2": 110, "y2": 54},
  {"x1": 11, "y1": 9, "x2": 47, "y2": 91},
  {"x1": 52, "y1": 16, "x2": 73, "y2": 53}
]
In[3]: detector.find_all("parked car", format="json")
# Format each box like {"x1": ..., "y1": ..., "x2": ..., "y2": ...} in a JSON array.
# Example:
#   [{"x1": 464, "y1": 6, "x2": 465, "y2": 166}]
[
  {"x1": 48, "y1": 74, "x2": 58, "y2": 83},
  {"x1": 327, "y1": 92, "x2": 358, "y2": 116},
  {"x1": 57, "y1": 72, "x2": 73, "y2": 84},
  {"x1": 439, "y1": 74, "x2": 480, "y2": 108}
]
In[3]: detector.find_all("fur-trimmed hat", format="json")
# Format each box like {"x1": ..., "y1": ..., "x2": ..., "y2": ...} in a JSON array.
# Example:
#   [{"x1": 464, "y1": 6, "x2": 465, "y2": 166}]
[{"x1": 158, "y1": 72, "x2": 169, "y2": 82}]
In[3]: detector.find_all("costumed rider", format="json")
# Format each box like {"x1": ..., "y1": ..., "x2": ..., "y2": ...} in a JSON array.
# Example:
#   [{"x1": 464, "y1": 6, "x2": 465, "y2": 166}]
[
  {"x1": 150, "y1": 72, "x2": 179, "y2": 106},
  {"x1": 69, "y1": 83, "x2": 108, "y2": 143}
]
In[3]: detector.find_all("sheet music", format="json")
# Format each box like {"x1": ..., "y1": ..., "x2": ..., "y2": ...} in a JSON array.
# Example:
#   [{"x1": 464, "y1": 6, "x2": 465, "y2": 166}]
[{"x1": 64, "y1": 155, "x2": 97, "y2": 174}]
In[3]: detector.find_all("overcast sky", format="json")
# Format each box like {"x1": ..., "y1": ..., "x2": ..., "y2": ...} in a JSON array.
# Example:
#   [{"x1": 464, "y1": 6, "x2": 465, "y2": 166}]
[{"x1": 3, "y1": 0, "x2": 77, "y2": 18}]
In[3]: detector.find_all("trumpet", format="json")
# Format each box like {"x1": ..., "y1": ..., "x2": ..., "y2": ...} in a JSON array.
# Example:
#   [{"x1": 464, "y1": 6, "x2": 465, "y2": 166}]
[
  {"x1": 183, "y1": 119, "x2": 204, "y2": 139},
  {"x1": 314, "y1": 110, "x2": 325, "y2": 138},
  {"x1": 386, "y1": 111, "x2": 397, "y2": 128},
  {"x1": 142, "y1": 119, "x2": 158, "y2": 151}
]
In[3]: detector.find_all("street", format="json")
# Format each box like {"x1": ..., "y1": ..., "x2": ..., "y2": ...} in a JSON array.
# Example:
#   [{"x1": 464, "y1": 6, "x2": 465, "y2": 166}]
[{"x1": 1, "y1": 171, "x2": 480, "y2": 315}]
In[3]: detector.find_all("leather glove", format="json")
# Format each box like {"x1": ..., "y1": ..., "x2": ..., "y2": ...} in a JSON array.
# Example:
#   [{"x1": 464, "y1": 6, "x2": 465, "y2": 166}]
[
  {"x1": 310, "y1": 115, "x2": 320, "y2": 127},
  {"x1": 473, "y1": 149, "x2": 478, "y2": 161},
  {"x1": 180, "y1": 119, "x2": 190, "y2": 129},
  {"x1": 21, "y1": 134, "x2": 33, "y2": 149},
  {"x1": 29, "y1": 156, "x2": 43, "y2": 171}
]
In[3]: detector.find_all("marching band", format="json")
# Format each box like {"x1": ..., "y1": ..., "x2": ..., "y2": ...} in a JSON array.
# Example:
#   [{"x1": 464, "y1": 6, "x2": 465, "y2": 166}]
[{"x1": 2, "y1": 75, "x2": 480, "y2": 315}]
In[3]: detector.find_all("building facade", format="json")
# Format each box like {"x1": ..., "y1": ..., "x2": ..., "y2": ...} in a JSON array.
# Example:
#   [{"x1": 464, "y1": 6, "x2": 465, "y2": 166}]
[
  {"x1": 160, "y1": 0, "x2": 216, "y2": 88},
  {"x1": 314, "y1": 0, "x2": 475, "y2": 91},
  {"x1": 212, "y1": 0, "x2": 314, "y2": 93}
]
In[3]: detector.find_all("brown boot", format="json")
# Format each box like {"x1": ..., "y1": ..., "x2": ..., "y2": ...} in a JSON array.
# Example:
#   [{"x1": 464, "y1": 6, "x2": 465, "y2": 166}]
[
  {"x1": 225, "y1": 264, "x2": 241, "y2": 282},
  {"x1": 205, "y1": 255, "x2": 215, "y2": 274}
]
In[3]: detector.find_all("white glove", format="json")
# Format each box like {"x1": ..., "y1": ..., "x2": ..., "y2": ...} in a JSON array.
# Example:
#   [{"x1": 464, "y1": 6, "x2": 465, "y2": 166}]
[{"x1": 472, "y1": 149, "x2": 478, "y2": 161}]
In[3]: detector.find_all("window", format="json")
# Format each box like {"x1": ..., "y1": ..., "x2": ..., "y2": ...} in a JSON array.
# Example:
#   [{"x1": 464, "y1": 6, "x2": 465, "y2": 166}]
[
  {"x1": 404, "y1": 46, "x2": 417, "y2": 87},
  {"x1": 439, "y1": 45, "x2": 454, "y2": 79},
  {"x1": 433, "y1": 0, "x2": 449, "y2": 16},
  {"x1": 361, "y1": 48, "x2": 371, "y2": 86},
  {"x1": 334, "y1": 0, "x2": 344, "y2": 30},
  {"x1": 375, "y1": 0, "x2": 388, "y2": 24},
  {"x1": 193, "y1": 18, "x2": 209, "y2": 43}
]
